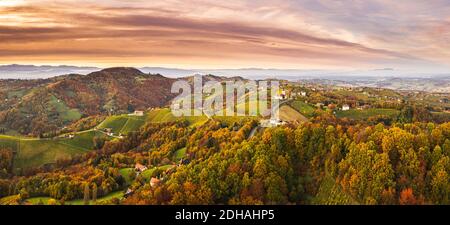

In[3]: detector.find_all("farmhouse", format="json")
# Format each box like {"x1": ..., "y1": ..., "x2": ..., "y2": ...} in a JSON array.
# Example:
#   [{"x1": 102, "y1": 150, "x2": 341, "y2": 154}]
[
  {"x1": 150, "y1": 177, "x2": 161, "y2": 187},
  {"x1": 135, "y1": 163, "x2": 148, "y2": 173},
  {"x1": 342, "y1": 104, "x2": 350, "y2": 111}
]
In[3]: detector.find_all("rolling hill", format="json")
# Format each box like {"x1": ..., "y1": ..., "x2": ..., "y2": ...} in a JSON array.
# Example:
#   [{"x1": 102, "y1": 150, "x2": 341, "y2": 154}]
[
  {"x1": 0, "y1": 67, "x2": 178, "y2": 136},
  {"x1": 0, "y1": 130, "x2": 112, "y2": 170}
]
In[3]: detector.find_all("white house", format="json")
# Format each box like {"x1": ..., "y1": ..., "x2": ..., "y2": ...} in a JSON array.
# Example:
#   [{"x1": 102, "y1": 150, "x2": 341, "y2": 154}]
[
  {"x1": 273, "y1": 95, "x2": 283, "y2": 100},
  {"x1": 129, "y1": 110, "x2": 144, "y2": 116},
  {"x1": 342, "y1": 104, "x2": 350, "y2": 111}
]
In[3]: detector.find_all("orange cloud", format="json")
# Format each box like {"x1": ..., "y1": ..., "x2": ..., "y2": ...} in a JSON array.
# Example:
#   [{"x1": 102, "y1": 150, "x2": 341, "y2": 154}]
[{"x1": 0, "y1": 0, "x2": 449, "y2": 71}]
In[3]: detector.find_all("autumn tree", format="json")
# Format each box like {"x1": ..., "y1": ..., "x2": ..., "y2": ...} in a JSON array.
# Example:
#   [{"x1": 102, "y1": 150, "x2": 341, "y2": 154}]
[{"x1": 83, "y1": 183, "x2": 90, "y2": 205}]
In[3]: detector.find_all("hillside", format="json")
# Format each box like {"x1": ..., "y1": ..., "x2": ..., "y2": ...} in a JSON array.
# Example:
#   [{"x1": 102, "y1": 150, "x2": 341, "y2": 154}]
[{"x1": 0, "y1": 68, "x2": 177, "y2": 136}]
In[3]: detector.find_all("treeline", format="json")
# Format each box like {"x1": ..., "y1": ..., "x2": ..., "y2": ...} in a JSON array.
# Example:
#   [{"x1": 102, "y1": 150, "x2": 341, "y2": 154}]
[{"x1": 0, "y1": 165, "x2": 125, "y2": 204}]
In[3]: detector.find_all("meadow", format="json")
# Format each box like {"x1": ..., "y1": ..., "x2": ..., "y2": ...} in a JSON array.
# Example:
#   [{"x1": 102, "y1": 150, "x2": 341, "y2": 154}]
[
  {"x1": 336, "y1": 108, "x2": 400, "y2": 120},
  {"x1": 288, "y1": 100, "x2": 316, "y2": 118}
]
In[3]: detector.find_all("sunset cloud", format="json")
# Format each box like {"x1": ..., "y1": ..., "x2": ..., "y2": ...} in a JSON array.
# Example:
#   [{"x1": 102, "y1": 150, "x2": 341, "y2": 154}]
[{"x1": 0, "y1": 0, "x2": 449, "y2": 71}]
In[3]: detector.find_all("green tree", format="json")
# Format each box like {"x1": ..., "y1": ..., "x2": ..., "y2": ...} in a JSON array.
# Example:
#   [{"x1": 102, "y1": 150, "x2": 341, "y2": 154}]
[{"x1": 431, "y1": 170, "x2": 449, "y2": 204}]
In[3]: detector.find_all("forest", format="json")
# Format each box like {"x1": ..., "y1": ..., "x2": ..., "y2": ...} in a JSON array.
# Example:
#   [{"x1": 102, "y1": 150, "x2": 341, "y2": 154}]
[{"x1": 1, "y1": 113, "x2": 450, "y2": 205}]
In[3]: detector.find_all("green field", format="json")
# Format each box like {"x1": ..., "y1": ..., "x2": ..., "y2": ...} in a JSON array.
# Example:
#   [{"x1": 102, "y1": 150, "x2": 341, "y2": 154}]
[
  {"x1": 0, "y1": 135, "x2": 19, "y2": 150},
  {"x1": 58, "y1": 130, "x2": 110, "y2": 150},
  {"x1": 7, "y1": 89, "x2": 27, "y2": 99},
  {"x1": 13, "y1": 139, "x2": 88, "y2": 169},
  {"x1": 312, "y1": 175, "x2": 358, "y2": 205},
  {"x1": 336, "y1": 108, "x2": 399, "y2": 120},
  {"x1": 140, "y1": 165, "x2": 176, "y2": 181},
  {"x1": 119, "y1": 168, "x2": 135, "y2": 185},
  {"x1": 1, "y1": 130, "x2": 109, "y2": 169},
  {"x1": 288, "y1": 100, "x2": 316, "y2": 118},
  {"x1": 47, "y1": 95, "x2": 82, "y2": 122},
  {"x1": 25, "y1": 190, "x2": 125, "y2": 205},
  {"x1": 173, "y1": 147, "x2": 187, "y2": 161},
  {"x1": 334, "y1": 90, "x2": 371, "y2": 101},
  {"x1": 147, "y1": 108, "x2": 208, "y2": 126},
  {"x1": 2, "y1": 109, "x2": 198, "y2": 170},
  {"x1": 97, "y1": 114, "x2": 147, "y2": 134}
]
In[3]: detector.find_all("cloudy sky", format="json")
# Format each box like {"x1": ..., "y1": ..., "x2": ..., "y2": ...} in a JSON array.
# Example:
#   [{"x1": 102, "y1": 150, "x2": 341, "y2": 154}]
[{"x1": 0, "y1": 0, "x2": 449, "y2": 72}]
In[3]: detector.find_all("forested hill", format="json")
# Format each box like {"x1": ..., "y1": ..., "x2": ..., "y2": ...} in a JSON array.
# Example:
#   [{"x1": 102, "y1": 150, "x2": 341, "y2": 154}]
[
  {"x1": 0, "y1": 68, "x2": 177, "y2": 136},
  {"x1": 2, "y1": 117, "x2": 450, "y2": 205}
]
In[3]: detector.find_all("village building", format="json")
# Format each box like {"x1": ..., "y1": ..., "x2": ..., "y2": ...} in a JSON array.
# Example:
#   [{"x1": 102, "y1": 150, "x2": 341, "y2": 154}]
[
  {"x1": 135, "y1": 163, "x2": 148, "y2": 173},
  {"x1": 342, "y1": 104, "x2": 350, "y2": 111},
  {"x1": 124, "y1": 188, "x2": 134, "y2": 197},
  {"x1": 129, "y1": 110, "x2": 144, "y2": 116},
  {"x1": 150, "y1": 177, "x2": 161, "y2": 187},
  {"x1": 273, "y1": 95, "x2": 283, "y2": 100}
]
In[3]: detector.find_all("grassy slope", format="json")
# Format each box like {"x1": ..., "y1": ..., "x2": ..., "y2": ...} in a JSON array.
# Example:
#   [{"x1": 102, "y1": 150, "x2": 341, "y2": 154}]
[
  {"x1": 14, "y1": 139, "x2": 88, "y2": 169},
  {"x1": 4, "y1": 109, "x2": 184, "y2": 170},
  {"x1": 59, "y1": 130, "x2": 110, "y2": 150},
  {"x1": 147, "y1": 108, "x2": 208, "y2": 126},
  {"x1": 279, "y1": 105, "x2": 308, "y2": 122},
  {"x1": 174, "y1": 147, "x2": 187, "y2": 161},
  {"x1": 288, "y1": 100, "x2": 316, "y2": 118},
  {"x1": 0, "y1": 135, "x2": 19, "y2": 150},
  {"x1": 97, "y1": 115, "x2": 129, "y2": 133},
  {"x1": 47, "y1": 95, "x2": 82, "y2": 122},
  {"x1": 25, "y1": 190, "x2": 124, "y2": 205},
  {"x1": 1, "y1": 130, "x2": 109, "y2": 169},
  {"x1": 97, "y1": 114, "x2": 147, "y2": 134},
  {"x1": 119, "y1": 168, "x2": 135, "y2": 185},
  {"x1": 336, "y1": 108, "x2": 399, "y2": 120}
]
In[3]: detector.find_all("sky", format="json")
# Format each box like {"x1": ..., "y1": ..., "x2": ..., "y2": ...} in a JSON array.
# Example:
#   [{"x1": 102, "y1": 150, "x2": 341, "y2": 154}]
[{"x1": 0, "y1": 0, "x2": 449, "y2": 72}]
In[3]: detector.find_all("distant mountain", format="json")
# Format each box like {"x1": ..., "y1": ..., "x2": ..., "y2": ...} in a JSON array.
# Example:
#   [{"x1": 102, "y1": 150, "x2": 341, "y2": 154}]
[
  {"x1": 0, "y1": 64, "x2": 101, "y2": 79},
  {"x1": 1, "y1": 64, "x2": 449, "y2": 80},
  {"x1": 139, "y1": 67, "x2": 196, "y2": 77}
]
